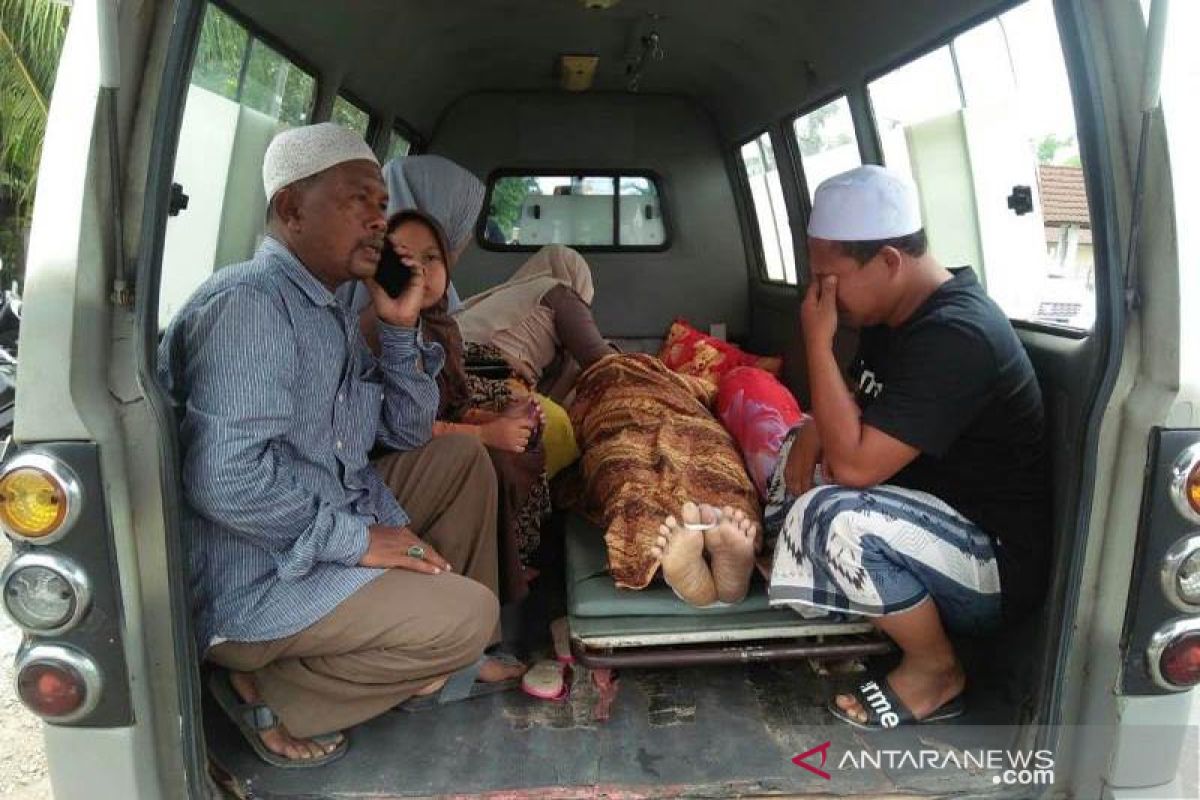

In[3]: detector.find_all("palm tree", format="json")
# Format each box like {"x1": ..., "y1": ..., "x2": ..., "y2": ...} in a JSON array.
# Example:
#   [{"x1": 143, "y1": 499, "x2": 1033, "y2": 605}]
[{"x1": 0, "y1": 0, "x2": 69, "y2": 288}]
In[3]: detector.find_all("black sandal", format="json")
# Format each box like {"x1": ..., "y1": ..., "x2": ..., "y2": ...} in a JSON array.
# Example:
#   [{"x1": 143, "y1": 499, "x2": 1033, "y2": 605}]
[
  {"x1": 828, "y1": 675, "x2": 964, "y2": 730},
  {"x1": 208, "y1": 670, "x2": 348, "y2": 768},
  {"x1": 399, "y1": 654, "x2": 525, "y2": 712}
]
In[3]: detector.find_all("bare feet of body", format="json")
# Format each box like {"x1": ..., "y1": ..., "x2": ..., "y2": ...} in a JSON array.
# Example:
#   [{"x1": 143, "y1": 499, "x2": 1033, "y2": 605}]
[
  {"x1": 651, "y1": 502, "x2": 718, "y2": 606},
  {"x1": 705, "y1": 505, "x2": 759, "y2": 604},
  {"x1": 229, "y1": 671, "x2": 343, "y2": 762},
  {"x1": 834, "y1": 656, "x2": 966, "y2": 724}
]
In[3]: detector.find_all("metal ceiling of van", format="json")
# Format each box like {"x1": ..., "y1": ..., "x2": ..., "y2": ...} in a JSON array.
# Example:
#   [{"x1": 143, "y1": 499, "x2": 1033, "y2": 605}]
[{"x1": 223, "y1": 0, "x2": 1010, "y2": 140}]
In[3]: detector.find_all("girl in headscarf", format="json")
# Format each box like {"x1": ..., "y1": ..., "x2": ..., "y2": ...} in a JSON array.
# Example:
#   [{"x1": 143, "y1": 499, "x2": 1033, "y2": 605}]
[
  {"x1": 363, "y1": 209, "x2": 548, "y2": 604},
  {"x1": 382, "y1": 156, "x2": 616, "y2": 399}
]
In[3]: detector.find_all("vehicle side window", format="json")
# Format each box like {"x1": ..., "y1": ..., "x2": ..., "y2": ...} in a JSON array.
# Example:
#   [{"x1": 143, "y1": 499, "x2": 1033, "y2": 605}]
[
  {"x1": 740, "y1": 132, "x2": 797, "y2": 285},
  {"x1": 793, "y1": 95, "x2": 862, "y2": 203},
  {"x1": 332, "y1": 95, "x2": 370, "y2": 137},
  {"x1": 386, "y1": 128, "x2": 411, "y2": 161},
  {"x1": 159, "y1": 3, "x2": 315, "y2": 328},
  {"x1": 867, "y1": 0, "x2": 1095, "y2": 331},
  {"x1": 481, "y1": 174, "x2": 666, "y2": 250}
]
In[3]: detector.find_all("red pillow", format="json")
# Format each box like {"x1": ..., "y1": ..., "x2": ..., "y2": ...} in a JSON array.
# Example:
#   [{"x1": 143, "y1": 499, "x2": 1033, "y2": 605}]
[{"x1": 658, "y1": 319, "x2": 782, "y2": 384}]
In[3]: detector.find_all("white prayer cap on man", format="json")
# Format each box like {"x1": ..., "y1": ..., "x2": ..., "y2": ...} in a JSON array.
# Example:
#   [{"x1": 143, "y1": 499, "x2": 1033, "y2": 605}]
[
  {"x1": 807, "y1": 165, "x2": 922, "y2": 241},
  {"x1": 262, "y1": 122, "x2": 380, "y2": 202}
]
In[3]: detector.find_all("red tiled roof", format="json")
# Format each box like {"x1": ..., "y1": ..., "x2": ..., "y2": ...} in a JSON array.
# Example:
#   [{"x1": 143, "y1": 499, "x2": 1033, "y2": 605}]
[{"x1": 1038, "y1": 164, "x2": 1091, "y2": 227}]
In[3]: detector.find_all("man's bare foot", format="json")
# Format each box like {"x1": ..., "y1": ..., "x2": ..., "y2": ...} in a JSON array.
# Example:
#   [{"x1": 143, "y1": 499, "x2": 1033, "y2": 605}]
[
  {"x1": 228, "y1": 671, "x2": 342, "y2": 761},
  {"x1": 834, "y1": 657, "x2": 965, "y2": 724},
  {"x1": 414, "y1": 656, "x2": 528, "y2": 698},
  {"x1": 650, "y1": 502, "x2": 718, "y2": 606},
  {"x1": 478, "y1": 656, "x2": 527, "y2": 683},
  {"x1": 705, "y1": 505, "x2": 759, "y2": 604}
]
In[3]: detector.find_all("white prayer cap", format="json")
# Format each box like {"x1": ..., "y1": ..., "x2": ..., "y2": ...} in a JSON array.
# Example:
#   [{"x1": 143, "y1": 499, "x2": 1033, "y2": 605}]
[
  {"x1": 262, "y1": 122, "x2": 380, "y2": 202},
  {"x1": 807, "y1": 165, "x2": 922, "y2": 241}
]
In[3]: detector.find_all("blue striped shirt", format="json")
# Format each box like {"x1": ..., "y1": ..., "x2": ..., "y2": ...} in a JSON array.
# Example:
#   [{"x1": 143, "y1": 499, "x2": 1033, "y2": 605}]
[{"x1": 157, "y1": 237, "x2": 445, "y2": 649}]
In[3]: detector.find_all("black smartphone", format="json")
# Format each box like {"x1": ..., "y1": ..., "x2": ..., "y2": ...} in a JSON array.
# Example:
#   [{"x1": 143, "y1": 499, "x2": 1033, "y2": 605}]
[{"x1": 375, "y1": 245, "x2": 414, "y2": 298}]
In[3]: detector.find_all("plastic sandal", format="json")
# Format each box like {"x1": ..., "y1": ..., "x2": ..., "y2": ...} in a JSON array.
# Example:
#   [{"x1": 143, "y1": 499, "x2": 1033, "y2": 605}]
[
  {"x1": 208, "y1": 670, "x2": 348, "y2": 768},
  {"x1": 828, "y1": 675, "x2": 965, "y2": 730},
  {"x1": 521, "y1": 659, "x2": 570, "y2": 701},
  {"x1": 400, "y1": 654, "x2": 524, "y2": 712}
]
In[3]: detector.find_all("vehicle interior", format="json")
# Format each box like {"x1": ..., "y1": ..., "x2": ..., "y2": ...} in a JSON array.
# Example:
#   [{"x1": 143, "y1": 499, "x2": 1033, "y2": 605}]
[{"x1": 151, "y1": 0, "x2": 1120, "y2": 795}]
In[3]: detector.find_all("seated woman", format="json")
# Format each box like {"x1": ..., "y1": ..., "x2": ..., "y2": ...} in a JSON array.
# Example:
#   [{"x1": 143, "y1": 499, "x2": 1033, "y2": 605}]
[
  {"x1": 383, "y1": 155, "x2": 616, "y2": 399},
  {"x1": 358, "y1": 209, "x2": 549, "y2": 605}
]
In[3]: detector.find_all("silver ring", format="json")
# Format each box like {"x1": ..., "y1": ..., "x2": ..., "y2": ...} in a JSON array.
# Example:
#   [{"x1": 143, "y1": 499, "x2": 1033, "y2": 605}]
[{"x1": 407, "y1": 545, "x2": 426, "y2": 560}]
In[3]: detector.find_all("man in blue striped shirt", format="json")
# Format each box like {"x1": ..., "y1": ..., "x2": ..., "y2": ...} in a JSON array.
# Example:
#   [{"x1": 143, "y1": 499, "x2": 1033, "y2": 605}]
[{"x1": 159, "y1": 123, "x2": 523, "y2": 767}]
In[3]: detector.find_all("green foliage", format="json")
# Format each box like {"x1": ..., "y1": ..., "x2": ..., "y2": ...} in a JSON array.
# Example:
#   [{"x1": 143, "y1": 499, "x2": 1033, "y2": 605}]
[
  {"x1": 331, "y1": 95, "x2": 368, "y2": 135},
  {"x1": 488, "y1": 177, "x2": 540, "y2": 240},
  {"x1": 795, "y1": 102, "x2": 850, "y2": 157},
  {"x1": 0, "y1": 0, "x2": 68, "y2": 285},
  {"x1": 1036, "y1": 133, "x2": 1076, "y2": 164}
]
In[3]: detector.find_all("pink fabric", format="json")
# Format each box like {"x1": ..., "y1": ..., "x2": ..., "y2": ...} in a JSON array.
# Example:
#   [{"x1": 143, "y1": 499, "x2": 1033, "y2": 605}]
[{"x1": 716, "y1": 367, "x2": 804, "y2": 498}]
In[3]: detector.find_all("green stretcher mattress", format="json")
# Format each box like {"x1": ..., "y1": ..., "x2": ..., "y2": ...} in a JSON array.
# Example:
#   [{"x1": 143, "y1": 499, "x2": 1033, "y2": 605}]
[{"x1": 564, "y1": 514, "x2": 876, "y2": 648}]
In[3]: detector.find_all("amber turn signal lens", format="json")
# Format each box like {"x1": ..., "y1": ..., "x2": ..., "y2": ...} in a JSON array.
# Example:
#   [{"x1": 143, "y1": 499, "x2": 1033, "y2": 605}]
[
  {"x1": 0, "y1": 466, "x2": 67, "y2": 538},
  {"x1": 1187, "y1": 462, "x2": 1200, "y2": 516}
]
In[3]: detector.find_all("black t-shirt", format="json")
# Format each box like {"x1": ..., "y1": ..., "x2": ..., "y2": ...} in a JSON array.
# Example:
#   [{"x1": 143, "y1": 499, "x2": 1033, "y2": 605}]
[{"x1": 849, "y1": 268, "x2": 1050, "y2": 620}]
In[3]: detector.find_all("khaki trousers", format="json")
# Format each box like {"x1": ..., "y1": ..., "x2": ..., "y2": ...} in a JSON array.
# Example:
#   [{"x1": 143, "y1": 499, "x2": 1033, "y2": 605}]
[{"x1": 209, "y1": 434, "x2": 500, "y2": 738}]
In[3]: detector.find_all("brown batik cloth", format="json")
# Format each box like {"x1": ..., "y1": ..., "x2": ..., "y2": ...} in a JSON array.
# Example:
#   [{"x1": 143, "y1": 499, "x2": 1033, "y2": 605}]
[{"x1": 569, "y1": 353, "x2": 761, "y2": 589}]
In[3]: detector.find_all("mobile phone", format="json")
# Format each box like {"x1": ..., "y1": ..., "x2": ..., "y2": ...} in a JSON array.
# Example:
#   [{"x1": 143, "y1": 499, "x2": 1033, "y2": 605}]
[{"x1": 375, "y1": 245, "x2": 414, "y2": 298}]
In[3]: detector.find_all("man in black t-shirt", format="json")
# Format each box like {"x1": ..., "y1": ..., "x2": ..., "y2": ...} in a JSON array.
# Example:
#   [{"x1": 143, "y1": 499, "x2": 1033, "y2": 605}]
[{"x1": 768, "y1": 166, "x2": 1050, "y2": 730}]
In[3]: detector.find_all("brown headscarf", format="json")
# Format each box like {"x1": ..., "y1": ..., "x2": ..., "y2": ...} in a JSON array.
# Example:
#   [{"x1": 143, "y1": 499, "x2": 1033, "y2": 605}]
[{"x1": 386, "y1": 209, "x2": 469, "y2": 420}]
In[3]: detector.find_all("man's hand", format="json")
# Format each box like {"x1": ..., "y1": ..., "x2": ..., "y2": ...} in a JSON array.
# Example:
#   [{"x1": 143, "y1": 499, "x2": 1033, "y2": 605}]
[
  {"x1": 359, "y1": 525, "x2": 451, "y2": 574},
  {"x1": 365, "y1": 253, "x2": 427, "y2": 328},
  {"x1": 801, "y1": 275, "x2": 839, "y2": 351},
  {"x1": 783, "y1": 420, "x2": 822, "y2": 496}
]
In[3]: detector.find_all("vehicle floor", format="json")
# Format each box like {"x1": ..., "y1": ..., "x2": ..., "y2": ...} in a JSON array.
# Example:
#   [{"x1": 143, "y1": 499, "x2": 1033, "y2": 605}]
[{"x1": 206, "y1": 644, "x2": 1037, "y2": 799}]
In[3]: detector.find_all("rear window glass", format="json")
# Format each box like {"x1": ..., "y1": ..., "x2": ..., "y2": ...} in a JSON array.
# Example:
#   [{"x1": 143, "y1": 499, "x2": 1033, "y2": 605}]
[{"x1": 482, "y1": 174, "x2": 667, "y2": 250}]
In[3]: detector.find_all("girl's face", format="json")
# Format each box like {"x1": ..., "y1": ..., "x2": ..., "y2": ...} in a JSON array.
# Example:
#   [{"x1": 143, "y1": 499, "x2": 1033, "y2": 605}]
[{"x1": 388, "y1": 220, "x2": 448, "y2": 309}]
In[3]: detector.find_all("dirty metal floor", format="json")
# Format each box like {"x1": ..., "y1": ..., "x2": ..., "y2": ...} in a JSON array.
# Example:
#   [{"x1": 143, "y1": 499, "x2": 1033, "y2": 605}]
[{"x1": 206, "y1": 653, "x2": 1035, "y2": 798}]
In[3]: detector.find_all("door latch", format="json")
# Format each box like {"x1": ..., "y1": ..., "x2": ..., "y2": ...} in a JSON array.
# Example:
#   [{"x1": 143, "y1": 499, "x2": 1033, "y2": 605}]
[
  {"x1": 168, "y1": 183, "x2": 190, "y2": 217},
  {"x1": 1006, "y1": 185, "x2": 1033, "y2": 216}
]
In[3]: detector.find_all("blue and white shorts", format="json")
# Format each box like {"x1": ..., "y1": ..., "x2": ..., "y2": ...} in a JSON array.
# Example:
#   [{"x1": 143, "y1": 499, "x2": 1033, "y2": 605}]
[{"x1": 768, "y1": 484, "x2": 1002, "y2": 634}]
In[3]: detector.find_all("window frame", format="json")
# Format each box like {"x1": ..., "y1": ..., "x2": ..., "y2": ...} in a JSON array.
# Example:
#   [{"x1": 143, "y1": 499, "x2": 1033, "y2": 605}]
[
  {"x1": 735, "y1": 128, "x2": 798, "y2": 286},
  {"x1": 476, "y1": 168, "x2": 672, "y2": 254},
  {"x1": 858, "y1": 0, "x2": 1098, "y2": 339}
]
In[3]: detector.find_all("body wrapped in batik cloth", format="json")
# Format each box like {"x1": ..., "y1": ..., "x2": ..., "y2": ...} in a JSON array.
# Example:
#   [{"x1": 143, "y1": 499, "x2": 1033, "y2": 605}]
[{"x1": 569, "y1": 353, "x2": 760, "y2": 589}]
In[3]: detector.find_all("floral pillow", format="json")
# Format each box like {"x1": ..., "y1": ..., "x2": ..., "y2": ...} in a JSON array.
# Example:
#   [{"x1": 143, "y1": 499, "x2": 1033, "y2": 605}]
[{"x1": 658, "y1": 319, "x2": 782, "y2": 384}]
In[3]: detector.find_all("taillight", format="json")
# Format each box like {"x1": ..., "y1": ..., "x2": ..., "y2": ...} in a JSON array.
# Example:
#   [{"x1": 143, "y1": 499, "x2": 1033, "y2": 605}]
[
  {"x1": 0, "y1": 452, "x2": 83, "y2": 543},
  {"x1": 1169, "y1": 443, "x2": 1200, "y2": 523},
  {"x1": 14, "y1": 644, "x2": 102, "y2": 722},
  {"x1": 1147, "y1": 619, "x2": 1200, "y2": 690},
  {"x1": 1161, "y1": 534, "x2": 1200, "y2": 611},
  {"x1": 2, "y1": 553, "x2": 92, "y2": 635}
]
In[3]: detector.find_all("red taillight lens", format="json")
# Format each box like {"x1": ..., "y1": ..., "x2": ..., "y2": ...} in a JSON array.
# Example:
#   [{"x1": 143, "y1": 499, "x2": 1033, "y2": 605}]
[
  {"x1": 1159, "y1": 631, "x2": 1200, "y2": 688},
  {"x1": 13, "y1": 645, "x2": 101, "y2": 722},
  {"x1": 17, "y1": 661, "x2": 87, "y2": 717}
]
